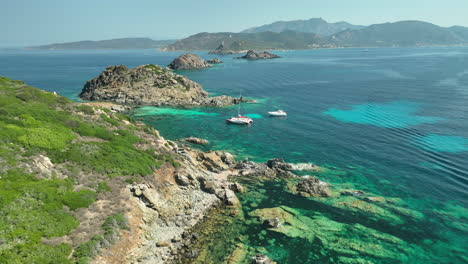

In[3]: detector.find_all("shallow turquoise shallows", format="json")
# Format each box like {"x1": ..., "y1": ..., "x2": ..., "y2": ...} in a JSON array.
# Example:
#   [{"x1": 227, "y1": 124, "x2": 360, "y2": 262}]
[{"x1": 1, "y1": 47, "x2": 467, "y2": 263}]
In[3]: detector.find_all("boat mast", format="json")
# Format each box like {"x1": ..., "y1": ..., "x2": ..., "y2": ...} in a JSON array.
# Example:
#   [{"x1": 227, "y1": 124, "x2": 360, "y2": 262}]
[{"x1": 238, "y1": 91, "x2": 242, "y2": 116}]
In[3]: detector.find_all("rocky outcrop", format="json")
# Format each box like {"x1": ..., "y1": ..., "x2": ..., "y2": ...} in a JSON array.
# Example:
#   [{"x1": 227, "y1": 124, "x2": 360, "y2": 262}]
[
  {"x1": 296, "y1": 176, "x2": 331, "y2": 197},
  {"x1": 182, "y1": 137, "x2": 209, "y2": 145},
  {"x1": 167, "y1": 53, "x2": 212, "y2": 70},
  {"x1": 206, "y1": 58, "x2": 223, "y2": 64},
  {"x1": 252, "y1": 253, "x2": 277, "y2": 264},
  {"x1": 235, "y1": 158, "x2": 296, "y2": 178},
  {"x1": 79, "y1": 64, "x2": 237, "y2": 107},
  {"x1": 236, "y1": 50, "x2": 281, "y2": 60}
]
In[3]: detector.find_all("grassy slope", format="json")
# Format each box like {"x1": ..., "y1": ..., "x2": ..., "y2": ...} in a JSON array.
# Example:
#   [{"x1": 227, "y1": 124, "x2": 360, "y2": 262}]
[{"x1": 0, "y1": 77, "x2": 174, "y2": 263}]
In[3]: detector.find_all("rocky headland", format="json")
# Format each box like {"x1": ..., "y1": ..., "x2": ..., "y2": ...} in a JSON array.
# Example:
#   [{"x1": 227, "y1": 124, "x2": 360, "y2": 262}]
[
  {"x1": 235, "y1": 50, "x2": 281, "y2": 60},
  {"x1": 167, "y1": 53, "x2": 212, "y2": 70},
  {"x1": 79, "y1": 64, "x2": 238, "y2": 107}
]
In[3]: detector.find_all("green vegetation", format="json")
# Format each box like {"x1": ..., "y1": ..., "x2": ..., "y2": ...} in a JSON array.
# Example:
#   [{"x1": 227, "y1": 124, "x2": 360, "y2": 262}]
[
  {"x1": 0, "y1": 170, "x2": 94, "y2": 264},
  {"x1": 97, "y1": 181, "x2": 111, "y2": 193},
  {"x1": 0, "y1": 77, "x2": 173, "y2": 262},
  {"x1": 74, "y1": 214, "x2": 128, "y2": 264},
  {"x1": 144, "y1": 64, "x2": 166, "y2": 74}
]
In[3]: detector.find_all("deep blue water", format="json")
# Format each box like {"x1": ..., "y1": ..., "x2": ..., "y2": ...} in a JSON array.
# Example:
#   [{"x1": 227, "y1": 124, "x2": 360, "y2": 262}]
[{"x1": 1, "y1": 47, "x2": 467, "y2": 262}]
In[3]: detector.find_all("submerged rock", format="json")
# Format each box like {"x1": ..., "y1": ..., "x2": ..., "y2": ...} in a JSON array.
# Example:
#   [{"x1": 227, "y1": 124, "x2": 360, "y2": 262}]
[
  {"x1": 296, "y1": 176, "x2": 331, "y2": 197},
  {"x1": 79, "y1": 64, "x2": 237, "y2": 107},
  {"x1": 236, "y1": 50, "x2": 281, "y2": 60},
  {"x1": 167, "y1": 53, "x2": 212, "y2": 70},
  {"x1": 264, "y1": 217, "x2": 282, "y2": 228},
  {"x1": 252, "y1": 253, "x2": 276, "y2": 264}
]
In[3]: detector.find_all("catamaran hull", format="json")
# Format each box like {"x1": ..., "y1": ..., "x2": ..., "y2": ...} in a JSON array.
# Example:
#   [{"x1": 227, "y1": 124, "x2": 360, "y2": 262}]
[
  {"x1": 268, "y1": 112, "x2": 287, "y2": 117},
  {"x1": 226, "y1": 118, "x2": 253, "y2": 124}
]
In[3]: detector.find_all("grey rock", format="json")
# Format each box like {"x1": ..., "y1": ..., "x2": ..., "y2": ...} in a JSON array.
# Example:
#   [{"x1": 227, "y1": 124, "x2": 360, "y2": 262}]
[
  {"x1": 252, "y1": 253, "x2": 275, "y2": 264},
  {"x1": 167, "y1": 53, "x2": 212, "y2": 70},
  {"x1": 264, "y1": 217, "x2": 282, "y2": 228},
  {"x1": 266, "y1": 158, "x2": 293, "y2": 171},
  {"x1": 236, "y1": 50, "x2": 281, "y2": 60},
  {"x1": 183, "y1": 137, "x2": 209, "y2": 145},
  {"x1": 80, "y1": 64, "x2": 236, "y2": 107},
  {"x1": 296, "y1": 176, "x2": 331, "y2": 197}
]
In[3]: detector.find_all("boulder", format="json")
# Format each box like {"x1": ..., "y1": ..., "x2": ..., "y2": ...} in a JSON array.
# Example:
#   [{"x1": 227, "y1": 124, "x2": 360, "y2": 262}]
[
  {"x1": 167, "y1": 53, "x2": 212, "y2": 70},
  {"x1": 235, "y1": 160, "x2": 277, "y2": 178},
  {"x1": 252, "y1": 253, "x2": 276, "y2": 264},
  {"x1": 264, "y1": 217, "x2": 282, "y2": 228},
  {"x1": 296, "y1": 176, "x2": 331, "y2": 197},
  {"x1": 266, "y1": 158, "x2": 293, "y2": 171},
  {"x1": 236, "y1": 50, "x2": 281, "y2": 60},
  {"x1": 183, "y1": 137, "x2": 209, "y2": 145}
]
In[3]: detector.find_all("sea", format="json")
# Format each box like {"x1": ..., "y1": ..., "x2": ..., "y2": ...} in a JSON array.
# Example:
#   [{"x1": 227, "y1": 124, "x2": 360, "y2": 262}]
[{"x1": 1, "y1": 47, "x2": 467, "y2": 263}]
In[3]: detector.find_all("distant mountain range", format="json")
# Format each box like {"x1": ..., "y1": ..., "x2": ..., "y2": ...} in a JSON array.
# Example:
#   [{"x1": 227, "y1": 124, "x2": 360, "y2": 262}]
[
  {"x1": 165, "y1": 20, "x2": 468, "y2": 51},
  {"x1": 30, "y1": 19, "x2": 468, "y2": 51},
  {"x1": 29, "y1": 38, "x2": 175, "y2": 50},
  {"x1": 328, "y1": 21, "x2": 468, "y2": 47},
  {"x1": 241, "y1": 18, "x2": 364, "y2": 36}
]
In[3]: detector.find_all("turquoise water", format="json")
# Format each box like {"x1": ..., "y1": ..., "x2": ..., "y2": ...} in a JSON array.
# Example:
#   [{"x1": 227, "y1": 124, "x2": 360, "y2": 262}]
[
  {"x1": 323, "y1": 101, "x2": 442, "y2": 128},
  {"x1": 1, "y1": 47, "x2": 467, "y2": 263}
]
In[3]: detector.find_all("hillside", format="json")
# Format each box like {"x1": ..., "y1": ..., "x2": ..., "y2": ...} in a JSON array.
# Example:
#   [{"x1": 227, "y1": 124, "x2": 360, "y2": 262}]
[
  {"x1": 241, "y1": 17, "x2": 364, "y2": 36},
  {"x1": 28, "y1": 38, "x2": 175, "y2": 50},
  {"x1": 329, "y1": 21, "x2": 468, "y2": 47},
  {"x1": 165, "y1": 20, "x2": 468, "y2": 51},
  {"x1": 164, "y1": 30, "x2": 329, "y2": 51},
  {"x1": 0, "y1": 76, "x2": 244, "y2": 263}
]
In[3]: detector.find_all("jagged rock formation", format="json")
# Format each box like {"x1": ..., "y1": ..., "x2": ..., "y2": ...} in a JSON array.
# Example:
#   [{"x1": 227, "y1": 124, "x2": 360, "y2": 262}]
[
  {"x1": 296, "y1": 176, "x2": 331, "y2": 197},
  {"x1": 206, "y1": 58, "x2": 223, "y2": 64},
  {"x1": 167, "y1": 53, "x2": 212, "y2": 70},
  {"x1": 236, "y1": 50, "x2": 281, "y2": 60},
  {"x1": 79, "y1": 64, "x2": 237, "y2": 107}
]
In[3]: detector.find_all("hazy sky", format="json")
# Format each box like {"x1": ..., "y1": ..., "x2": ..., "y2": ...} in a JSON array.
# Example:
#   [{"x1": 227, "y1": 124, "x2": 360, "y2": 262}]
[{"x1": 1, "y1": 0, "x2": 467, "y2": 46}]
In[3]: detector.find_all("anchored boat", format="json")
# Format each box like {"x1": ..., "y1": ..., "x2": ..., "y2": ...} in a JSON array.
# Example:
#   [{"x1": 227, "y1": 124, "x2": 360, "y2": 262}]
[
  {"x1": 227, "y1": 97, "x2": 253, "y2": 125},
  {"x1": 268, "y1": 109, "x2": 287, "y2": 117}
]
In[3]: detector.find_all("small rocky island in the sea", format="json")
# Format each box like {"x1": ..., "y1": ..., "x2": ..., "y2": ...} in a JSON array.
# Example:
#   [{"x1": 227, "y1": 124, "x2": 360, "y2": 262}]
[
  {"x1": 236, "y1": 50, "x2": 281, "y2": 60},
  {"x1": 207, "y1": 58, "x2": 223, "y2": 64},
  {"x1": 79, "y1": 64, "x2": 238, "y2": 106},
  {"x1": 167, "y1": 53, "x2": 212, "y2": 70}
]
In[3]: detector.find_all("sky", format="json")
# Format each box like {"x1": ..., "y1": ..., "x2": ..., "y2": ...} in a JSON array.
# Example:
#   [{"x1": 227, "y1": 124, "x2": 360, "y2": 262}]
[{"x1": 1, "y1": 0, "x2": 467, "y2": 46}]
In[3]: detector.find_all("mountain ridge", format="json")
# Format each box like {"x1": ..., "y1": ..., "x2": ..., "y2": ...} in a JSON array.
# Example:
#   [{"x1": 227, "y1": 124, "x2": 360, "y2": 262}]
[
  {"x1": 28, "y1": 37, "x2": 175, "y2": 50},
  {"x1": 241, "y1": 17, "x2": 364, "y2": 36},
  {"x1": 165, "y1": 20, "x2": 468, "y2": 51}
]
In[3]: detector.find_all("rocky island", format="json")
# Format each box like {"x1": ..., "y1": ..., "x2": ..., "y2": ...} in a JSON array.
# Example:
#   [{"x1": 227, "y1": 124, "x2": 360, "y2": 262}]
[
  {"x1": 207, "y1": 58, "x2": 223, "y2": 64},
  {"x1": 79, "y1": 64, "x2": 238, "y2": 107},
  {"x1": 167, "y1": 53, "x2": 212, "y2": 70},
  {"x1": 236, "y1": 50, "x2": 281, "y2": 60}
]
